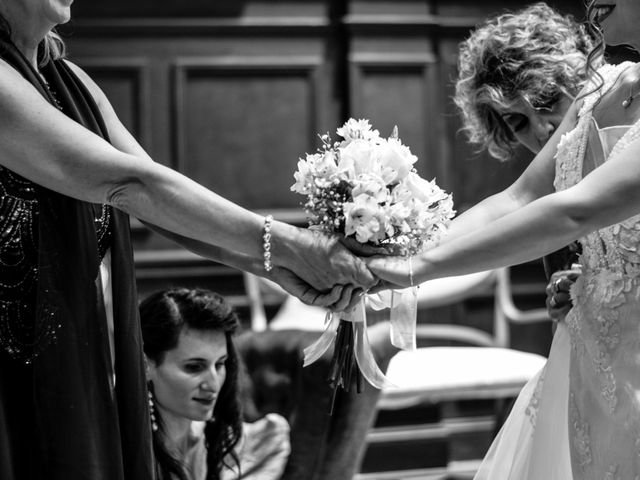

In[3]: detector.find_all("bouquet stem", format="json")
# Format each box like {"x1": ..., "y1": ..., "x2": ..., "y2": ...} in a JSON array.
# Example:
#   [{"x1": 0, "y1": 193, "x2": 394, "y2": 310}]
[{"x1": 326, "y1": 319, "x2": 364, "y2": 415}]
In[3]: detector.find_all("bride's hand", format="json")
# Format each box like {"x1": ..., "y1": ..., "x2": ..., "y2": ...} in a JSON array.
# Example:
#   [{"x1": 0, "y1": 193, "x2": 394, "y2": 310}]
[
  {"x1": 545, "y1": 266, "x2": 581, "y2": 323},
  {"x1": 365, "y1": 255, "x2": 413, "y2": 288}
]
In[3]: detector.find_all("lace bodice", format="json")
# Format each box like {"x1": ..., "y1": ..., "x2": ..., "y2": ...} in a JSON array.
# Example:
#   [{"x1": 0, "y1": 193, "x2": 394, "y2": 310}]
[{"x1": 553, "y1": 62, "x2": 640, "y2": 479}]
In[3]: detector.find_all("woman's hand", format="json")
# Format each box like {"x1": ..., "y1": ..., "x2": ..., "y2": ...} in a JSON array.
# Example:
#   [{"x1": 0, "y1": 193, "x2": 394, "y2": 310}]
[
  {"x1": 272, "y1": 225, "x2": 377, "y2": 293},
  {"x1": 270, "y1": 266, "x2": 364, "y2": 312},
  {"x1": 545, "y1": 266, "x2": 581, "y2": 323},
  {"x1": 364, "y1": 255, "x2": 413, "y2": 288}
]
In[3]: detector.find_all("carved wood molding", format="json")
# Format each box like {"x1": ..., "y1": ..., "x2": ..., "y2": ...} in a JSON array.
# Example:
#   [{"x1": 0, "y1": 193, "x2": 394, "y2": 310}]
[
  {"x1": 344, "y1": 14, "x2": 484, "y2": 35},
  {"x1": 63, "y1": 17, "x2": 332, "y2": 37}
]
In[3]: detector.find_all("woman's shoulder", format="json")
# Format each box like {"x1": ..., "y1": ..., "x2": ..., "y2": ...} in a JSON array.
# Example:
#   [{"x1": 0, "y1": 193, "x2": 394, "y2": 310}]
[
  {"x1": 575, "y1": 62, "x2": 637, "y2": 117},
  {"x1": 244, "y1": 413, "x2": 290, "y2": 439},
  {"x1": 220, "y1": 414, "x2": 291, "y2": 480},
  {"x1": 62, "y1": 60, "x2": 109, "y2": 108}
]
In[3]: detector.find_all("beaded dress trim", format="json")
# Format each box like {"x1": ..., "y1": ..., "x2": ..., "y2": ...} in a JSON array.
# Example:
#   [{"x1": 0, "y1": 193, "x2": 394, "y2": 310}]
[{"x1": 0, "y1": 70, "x2": 113, "y2": 362}]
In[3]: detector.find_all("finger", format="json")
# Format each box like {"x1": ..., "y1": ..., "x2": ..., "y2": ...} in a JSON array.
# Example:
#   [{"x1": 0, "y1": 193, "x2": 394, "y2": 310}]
[
  {"x1": 545, "y1": 282, "x2": 554, "y2": 296},
  {"x1": 552, "y1": 292, "x2": 571, "y2": 308},
  {"x1": 329, "y1": 285, "x2": 355, "y2": 312},
  {"x1": 352, "y1": 258, "x2": 377, "y2": 289},
  {"x1": 340, "y1": 237, "x2": 389, "y2": 257},
  {"x1": 365, "y1": 256, "x2": 409, "y2": 287},
  {"x1": 342, "y1": 288, "x2": 365, "y2": 312},
  {"x1": 303, "y1": 284, "x2": 343, "y2": 308}
]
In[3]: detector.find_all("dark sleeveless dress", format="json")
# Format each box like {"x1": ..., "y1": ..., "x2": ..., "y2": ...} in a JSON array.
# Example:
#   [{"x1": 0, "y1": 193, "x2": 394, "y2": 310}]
[{"x1": 0, "y1": 42, "x2": 155, "y2": 480}]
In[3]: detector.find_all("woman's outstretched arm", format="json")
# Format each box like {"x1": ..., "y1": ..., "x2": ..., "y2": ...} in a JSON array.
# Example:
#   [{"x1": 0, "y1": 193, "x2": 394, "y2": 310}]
[
  {"x1": 442, "y1": 100, "x2": 580, "y2": 244},
  {"x1": 368, "y1": 130, "x2": 640, "y2": 286},
  {"x1": 0, "y1": 60, "x2": 375, "y2": 293}
]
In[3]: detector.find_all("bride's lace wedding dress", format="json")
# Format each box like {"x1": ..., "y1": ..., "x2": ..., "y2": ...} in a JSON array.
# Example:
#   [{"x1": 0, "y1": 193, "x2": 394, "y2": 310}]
[{"x1": 475, "y1": 62, "x2": 640, "y2": 480}]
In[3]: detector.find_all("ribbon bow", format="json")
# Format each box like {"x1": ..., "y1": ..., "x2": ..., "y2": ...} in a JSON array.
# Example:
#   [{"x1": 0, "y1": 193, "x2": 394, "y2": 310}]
[{"x1": 303, "y1": 287, "x2": 418, "y2": 389}]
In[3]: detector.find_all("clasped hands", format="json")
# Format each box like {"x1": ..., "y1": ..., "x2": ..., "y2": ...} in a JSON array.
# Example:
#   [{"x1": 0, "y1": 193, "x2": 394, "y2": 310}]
[
  {"x1": 275, "y1": 229, "x2": 582, "y2": 323},
  {"x1": 273, "y1": 232, "x2": 405, "y2": 312}
]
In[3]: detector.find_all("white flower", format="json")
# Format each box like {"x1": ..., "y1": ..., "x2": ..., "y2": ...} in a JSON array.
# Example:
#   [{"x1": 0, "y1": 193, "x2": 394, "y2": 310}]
[
  {"x1": 291, "y1": 157, "x2": 316, "y2": 194},
  {"x1": 337, "y1": 139, "x2": 379, "y2": 179},
  {"x1": 337, "y1": 118, "x2": 381, "y2": 144},
  {"x1": 402, "y1": 172, "x2": 449, "y2": 205},
  {"x1": 352, "y1": 173, "x2": 388, "y2": 203},
  {"x1": 386, "y1": 201, "x2": 412, "y2": 229},
  {"x1": 343, "y1": 194, "x2": 389, "y2": 243},
  {"x1": 314, "y1": 151, "x2": 338, "y2": 180},
  {"x1": 377, "y1": 138, "x2": 417, "y2": 183},
  {"x1": 291, "y1": 117, "x2": 454, "y2": 255}
]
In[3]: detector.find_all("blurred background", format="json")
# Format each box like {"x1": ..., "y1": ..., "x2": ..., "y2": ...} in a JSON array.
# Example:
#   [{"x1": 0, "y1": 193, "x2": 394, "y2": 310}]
[
  {"x1": 59, "y1": 0, "x2": 597, "y2": 312},
  {"x1": 59, "y1": 2, "x2": 638, "y2": 477}
]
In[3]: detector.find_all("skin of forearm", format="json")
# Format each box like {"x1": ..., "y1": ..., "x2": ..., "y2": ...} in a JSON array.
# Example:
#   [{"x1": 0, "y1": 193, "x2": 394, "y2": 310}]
[
  {"x1": 107, "y1": 161, "x2": 271, "y2": 261},
  {"x1": 143, "y1": 222, "x2": 263, "y2": 275},
  {"x1": 444, "y1": 189, "x2": 525, "y2": 243},
  {"x1": 111, "y1": 163, "x2": 310, "y2": 277},
  {"x1": 415, "y1": 190, "x2": 593, "y2": 282},
  {"x1": 84, "y1": 144, "x2": 308, "y2": 273}
]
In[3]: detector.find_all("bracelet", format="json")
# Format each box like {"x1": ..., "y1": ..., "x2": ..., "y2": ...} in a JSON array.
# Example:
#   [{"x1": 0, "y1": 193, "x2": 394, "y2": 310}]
[
  {"x1": 263, "y1": 215, "x2": 273, "y2": 272},
  {"x1": 408, "y1": 255, "x2": 414, "y2": 287}
]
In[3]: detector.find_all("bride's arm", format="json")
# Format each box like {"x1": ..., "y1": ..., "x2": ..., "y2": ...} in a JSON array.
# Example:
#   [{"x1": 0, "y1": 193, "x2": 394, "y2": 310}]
[
  {"x1": 442, "y1": 101, "x2": 579, "y2": 243},
  {"x1": 369, "y1": 132, "x2": 640, "y2": 286}
]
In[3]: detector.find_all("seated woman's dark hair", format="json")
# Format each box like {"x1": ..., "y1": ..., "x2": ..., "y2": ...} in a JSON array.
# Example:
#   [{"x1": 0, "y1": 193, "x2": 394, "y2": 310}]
[{"x1": 140, "y1": 288, "x2": 242, "y2": 480}]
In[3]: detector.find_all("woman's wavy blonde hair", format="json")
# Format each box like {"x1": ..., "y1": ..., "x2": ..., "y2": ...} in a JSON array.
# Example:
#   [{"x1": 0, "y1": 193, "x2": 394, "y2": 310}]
[
  {"x1": 0, "y1": 14, "x2": 66, "y2": 66},
  {"x1": 39, "y1": 30, "x2": 66, "y2": 66},
  {"x1": 454, "y1": 3, "x2": 600, "y2": 161}
]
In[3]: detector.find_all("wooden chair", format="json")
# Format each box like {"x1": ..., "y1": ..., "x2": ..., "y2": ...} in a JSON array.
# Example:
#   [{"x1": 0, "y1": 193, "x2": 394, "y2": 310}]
[
  {"x1": 379, "y1": 268, "x2": 548, "y2": 408},
  {"x1": 243, "y1": 268, "x2": 551, "y2": 479},
  {"x1": 240, "y1": 273, "x2": 396, "y2": 480},
  {"x1": 359, "y1": 268, "x2": 550, "y2": 479}
]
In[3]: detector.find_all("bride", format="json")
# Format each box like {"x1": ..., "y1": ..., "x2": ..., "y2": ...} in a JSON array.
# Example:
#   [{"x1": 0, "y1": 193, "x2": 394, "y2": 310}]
[{"x1": 368, "y1": 1, "x2": 640, "y2": 478}]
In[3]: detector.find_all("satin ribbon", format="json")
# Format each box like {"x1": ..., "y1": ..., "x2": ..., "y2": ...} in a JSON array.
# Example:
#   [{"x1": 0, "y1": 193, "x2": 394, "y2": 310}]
[{"x1": 303, "y1": 287, "x2": 418, "y2": 389}]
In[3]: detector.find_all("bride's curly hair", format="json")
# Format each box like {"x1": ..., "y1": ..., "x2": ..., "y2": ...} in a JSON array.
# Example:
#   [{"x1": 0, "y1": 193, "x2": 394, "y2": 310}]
[{"x1": 454, "y1": 2, "x2": 601, "y2": 161}]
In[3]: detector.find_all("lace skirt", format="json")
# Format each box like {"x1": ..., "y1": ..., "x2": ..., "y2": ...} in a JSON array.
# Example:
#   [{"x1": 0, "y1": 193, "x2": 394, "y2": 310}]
[{"x1": 474, "y1": 324, "x2": 572, "y2": 480}]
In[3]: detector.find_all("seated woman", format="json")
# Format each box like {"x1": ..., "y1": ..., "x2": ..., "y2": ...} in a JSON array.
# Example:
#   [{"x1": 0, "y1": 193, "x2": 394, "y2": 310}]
[{"x1": 140, "y1": 287, "x2": 290, "y2": 480}]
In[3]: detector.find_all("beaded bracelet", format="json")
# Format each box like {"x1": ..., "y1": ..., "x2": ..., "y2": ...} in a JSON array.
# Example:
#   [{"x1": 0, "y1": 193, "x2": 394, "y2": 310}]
[{"x1": 263, "y1": 215, "x2": 273, "y2": 272}]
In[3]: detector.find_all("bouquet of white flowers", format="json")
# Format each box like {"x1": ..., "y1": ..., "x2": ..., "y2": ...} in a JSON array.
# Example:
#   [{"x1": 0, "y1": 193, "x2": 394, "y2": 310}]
[{"x1": 291, "y1": 119, "x2": 454, "y2": 408}]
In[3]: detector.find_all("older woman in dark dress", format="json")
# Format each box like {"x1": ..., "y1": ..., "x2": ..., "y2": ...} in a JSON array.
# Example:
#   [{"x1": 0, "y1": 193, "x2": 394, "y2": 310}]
[{"x1": 0, "y1": 1, "x2": 374, "y2": 479}]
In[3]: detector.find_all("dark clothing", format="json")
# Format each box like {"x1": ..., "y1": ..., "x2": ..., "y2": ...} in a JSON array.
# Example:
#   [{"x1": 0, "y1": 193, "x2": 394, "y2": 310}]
[
  {"x1": 542, "y1": 242, "x2": 581, "y2": 280},
  {"x1": 0, "y1": 42, "x2": 154, "y2": 480},
  {"x1": 237, "y1": 324, "x2": 395, "y2": 480}
]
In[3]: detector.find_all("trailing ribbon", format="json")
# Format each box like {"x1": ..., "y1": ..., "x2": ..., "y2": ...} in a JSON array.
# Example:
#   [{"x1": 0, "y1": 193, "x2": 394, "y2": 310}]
[{"x1": 303, "y1": 287, "x2": 418, "y2": 389}]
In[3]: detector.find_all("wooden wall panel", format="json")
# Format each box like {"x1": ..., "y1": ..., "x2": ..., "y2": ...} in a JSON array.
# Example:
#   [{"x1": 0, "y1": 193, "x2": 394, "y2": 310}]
[
  {"x1": 173, "y1": 58, "x2": 321, "y2": 209},
  {"x1": 62, "y1": 0, "x2": 585, "y2": 301},
  {"x1": 350, "y1": 54, "x2": 440, "y2": 180},
  {"x1": 78, "y1": 59, "x2": 151, "y2": 148}
]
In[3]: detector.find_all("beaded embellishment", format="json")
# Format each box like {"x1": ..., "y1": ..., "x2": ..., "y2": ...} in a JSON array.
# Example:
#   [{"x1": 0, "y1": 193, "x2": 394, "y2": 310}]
[{"x1": 0, "y1": 167, "x2": 112, "y2": 362}]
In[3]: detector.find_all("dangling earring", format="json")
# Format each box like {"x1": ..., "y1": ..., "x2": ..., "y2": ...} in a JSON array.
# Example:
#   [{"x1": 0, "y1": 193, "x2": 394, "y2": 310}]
[{"x1": 148, "y1": 388, "x2": 158, "y2": 432}]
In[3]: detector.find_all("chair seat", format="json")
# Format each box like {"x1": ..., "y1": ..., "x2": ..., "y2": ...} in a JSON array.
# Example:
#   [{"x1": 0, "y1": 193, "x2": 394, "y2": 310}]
[
  {"x1": 269, "y1": 296, "x2": 328, "y2": 331},
  {"x1": 380, "y1": 347, "x2": 547, "y2": 409}
]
